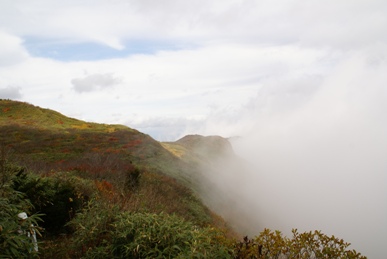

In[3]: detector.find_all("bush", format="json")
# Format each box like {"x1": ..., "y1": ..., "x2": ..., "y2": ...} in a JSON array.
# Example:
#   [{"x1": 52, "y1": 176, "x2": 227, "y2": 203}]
[
  {"x1": 67, "y1": 199, "x2": 234, "y2": 259},
  {"x1": 111, "y1": 212, "x2": 233, "y2": 258},
  {"x1": 124, "y1": 167, "x2": 141, "y2": 191},
  {"x1": 235, "y1": 228, "x2": 366, "y2": 259},
  {"x1": 0, "y1": 159, "x2": 43, "y2": 258},
  {"x1": 67, "y1": 199, "x2": 120, "y2": 258},
  {"x1": 12, "y1": 171, "x2": 88, "y2": 234},
  {"x1": 0, "y1": 209, "x2": 42, "y2": 258}
]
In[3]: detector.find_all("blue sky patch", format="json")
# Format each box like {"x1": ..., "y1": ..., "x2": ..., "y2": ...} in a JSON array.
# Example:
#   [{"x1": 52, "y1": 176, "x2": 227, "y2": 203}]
[{"x1": 23, "y1": 38, "x2": 183, "y2": 61}]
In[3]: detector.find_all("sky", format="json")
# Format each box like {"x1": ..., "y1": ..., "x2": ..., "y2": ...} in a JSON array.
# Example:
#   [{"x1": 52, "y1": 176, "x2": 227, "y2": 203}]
[{"x1": 1, "y1": 0, "x2": 386, "y2": 257}]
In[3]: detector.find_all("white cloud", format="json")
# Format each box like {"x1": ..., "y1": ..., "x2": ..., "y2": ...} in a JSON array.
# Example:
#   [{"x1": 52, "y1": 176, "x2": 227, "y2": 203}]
[
  {"x1": 0, "y1": 86, "x2": 23, "y2": 99},
  {"x1": 0, "y1": 31, "x2": 29, "y2": 66},
  {"x1": 71, "y1": 73, "x2": 122, "y2": 93},
  {"x1": 1, "y1": 0, "x2": 385, "y2": 50}
]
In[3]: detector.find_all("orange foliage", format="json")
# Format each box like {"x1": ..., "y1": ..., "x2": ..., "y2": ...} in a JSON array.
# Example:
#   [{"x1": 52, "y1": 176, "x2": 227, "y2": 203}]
[
  {"x1": 95, "y1": 180, "x2": 115, "y2": 200},
  {"x1": 105, "y1": 147, "x2": 120, "y2": 154},
  {"x1": 122, "y1": 139, "x2": 142, "y2": 148}
]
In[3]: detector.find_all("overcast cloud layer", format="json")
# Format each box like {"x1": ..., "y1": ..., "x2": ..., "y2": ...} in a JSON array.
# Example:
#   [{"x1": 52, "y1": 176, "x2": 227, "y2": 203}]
[{"x1": 0, "y1": 0, "x2": 386, "y2": 257}]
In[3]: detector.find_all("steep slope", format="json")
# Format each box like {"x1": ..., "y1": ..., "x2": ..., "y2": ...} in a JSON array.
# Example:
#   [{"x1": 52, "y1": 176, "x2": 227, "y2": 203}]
[
  {"x1": 0, "y1": 100, "x2": 191, "y2": 184},
  {"x1": 0, "y1": 100, "x2": 241, "y2": 258},
  {"x1": 162, "y1": 134, "x2": 234, "y2": 164},
  {"x1": 0, "y1": 100, "x2": 243, "y2": 230},
  {"x1": 161, "y1": 134, "x2": 240, "y2": 193},
  {"x1": 163, "y1": 134, "x2": 254, "y2": 234}
]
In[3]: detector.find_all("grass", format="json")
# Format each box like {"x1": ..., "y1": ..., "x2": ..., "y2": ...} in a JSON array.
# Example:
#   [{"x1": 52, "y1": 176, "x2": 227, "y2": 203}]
[{"x1": 0, "y1": 100, "x2": 232, "y2": 227}]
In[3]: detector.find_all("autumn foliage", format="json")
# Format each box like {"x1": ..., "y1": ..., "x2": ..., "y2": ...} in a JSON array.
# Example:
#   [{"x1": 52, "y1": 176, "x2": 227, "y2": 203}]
[{"x1": 235, "y1": 229, "x2": 366, "y2": 258}]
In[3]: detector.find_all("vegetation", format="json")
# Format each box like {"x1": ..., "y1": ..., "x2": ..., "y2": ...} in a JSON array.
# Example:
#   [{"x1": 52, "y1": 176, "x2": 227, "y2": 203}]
[
  {"x1": 69, "y1": 208, "x2": 233, "y2": 258},
  {"x1": 0, "y1": 100, "x2": 367, "y2": 258},
  {"x1": 1, "y1": 160, "x2": 233, "y2": 258},
  {"x1": 235, "y1": 229, "x2": 366, "y2": 258},
  {"x1": 0, "y1": 148, "x2": 43, "y2": 258}
]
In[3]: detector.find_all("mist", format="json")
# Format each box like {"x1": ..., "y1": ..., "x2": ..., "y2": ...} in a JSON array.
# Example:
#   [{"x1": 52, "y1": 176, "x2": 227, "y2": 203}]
[{"x1": 198, "y1": 47, "x2": 387, "y2": 258}]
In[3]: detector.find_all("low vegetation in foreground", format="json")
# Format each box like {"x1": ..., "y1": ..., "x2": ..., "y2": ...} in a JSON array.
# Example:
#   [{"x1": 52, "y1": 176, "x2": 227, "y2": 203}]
[{"x1": 0, "y1": 158, "x2": 366, "y2": 258}]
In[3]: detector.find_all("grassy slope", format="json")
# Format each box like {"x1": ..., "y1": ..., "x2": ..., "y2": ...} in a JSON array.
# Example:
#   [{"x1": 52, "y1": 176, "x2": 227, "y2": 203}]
[
  {"x1": 0, "y1": 100, "x2": 239, "y2": 190},
  {"x1": 0, "y1": 100, "x2": 193, "y2": 183},
  {"x1": 1, "y1": 100, "x2": 242, "y2": 230},
  {"x1": 162, "y1": 134, "x2": 237, "y2": 188},
  {"x1": 0, "y1": 100, "x2": 236, "y2": 227}
]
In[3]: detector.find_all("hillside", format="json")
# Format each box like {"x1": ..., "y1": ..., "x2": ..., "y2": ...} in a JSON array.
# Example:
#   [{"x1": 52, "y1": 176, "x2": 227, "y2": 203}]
[
  {"x1": 0, "y1": 100, "x2": 200, "y2": 184},
  {"x1": 0, "y1": 100, "x2": 367, "y2": 258},
  {"x1": 0, "y1": 99, "x2": 240, "y2": 218},
  {"x1": 0, "y1": 99, "x2": 246, "y2": 220},
  {"x1": 0, "y1": 99, "x2": 241, "y2": 257},
  {"x1": 163, "y1": 134, "x2": 234, "y2": 162},
  {"x1": 0, "y1": 100, "x2": 241, "y2": 190}
]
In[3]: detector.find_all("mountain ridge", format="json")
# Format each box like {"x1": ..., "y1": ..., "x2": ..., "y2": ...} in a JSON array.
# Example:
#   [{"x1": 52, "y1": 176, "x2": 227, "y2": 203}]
[{"x1": 0, "y1": 99, "x2": 235, "y2": 190}]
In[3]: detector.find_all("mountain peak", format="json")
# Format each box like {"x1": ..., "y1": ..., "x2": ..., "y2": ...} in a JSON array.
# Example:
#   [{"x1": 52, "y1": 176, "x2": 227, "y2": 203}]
[{"x1": 175, "y1": 134, "x2": 234, "y2": 158}]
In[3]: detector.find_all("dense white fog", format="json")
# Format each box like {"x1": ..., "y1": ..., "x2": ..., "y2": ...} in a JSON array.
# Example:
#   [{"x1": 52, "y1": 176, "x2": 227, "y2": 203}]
[{"x1": 199, "y1": 49, "x2": 387, "y2": 258}]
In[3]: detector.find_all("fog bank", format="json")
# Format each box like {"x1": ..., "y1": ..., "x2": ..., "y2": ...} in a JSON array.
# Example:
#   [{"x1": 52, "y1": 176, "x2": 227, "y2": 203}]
[{"x1": 199, "y1": 47, "x2": 387, "y2": 258}]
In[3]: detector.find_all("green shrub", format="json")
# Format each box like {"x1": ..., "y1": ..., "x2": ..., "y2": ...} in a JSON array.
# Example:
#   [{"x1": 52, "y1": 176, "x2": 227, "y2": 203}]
[
  {"x1": 0, "y1": 159, "x2": 43, "y2": 258},
  {"x1": 12, "y1": 171, "x2": 88, "y2": 234},
  {"x1": 67, "y1": 199, "x2": 119, "y2": 258},
  {"x1": 67, "y1": 200, "x2": 234, "y2": 259},
  {"x1": 111, "y1": 212, "x2": 233, "y2": 258},
  {"x1": 0, "y1": 210, "x2": 42, "y2": 259}
]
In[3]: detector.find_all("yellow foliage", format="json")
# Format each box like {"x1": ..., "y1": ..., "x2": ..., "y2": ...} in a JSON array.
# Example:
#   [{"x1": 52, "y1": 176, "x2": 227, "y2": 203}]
[
  {"x1": 71, "y1": 123, "x2": 90, "y2": 130},
  {"x1": 106, "y1": 127, "x2": 116, "y2": 133},
  {"x1": 161, "y1": 143, "x2": 187, "y2": 158}
]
